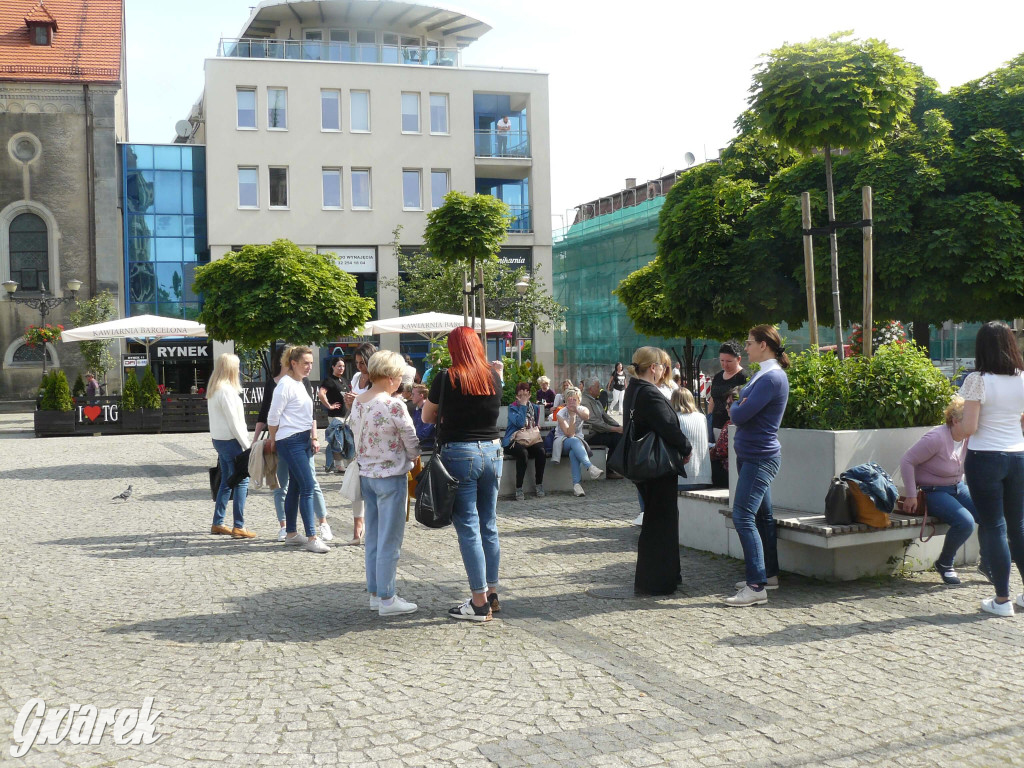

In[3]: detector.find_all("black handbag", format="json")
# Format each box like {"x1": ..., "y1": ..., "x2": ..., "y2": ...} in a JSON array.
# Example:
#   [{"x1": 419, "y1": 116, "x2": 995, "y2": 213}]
[
  {"x1": 415, "y1": 371, "x2": 458, "y2": 528},
  {"x1": 208, "y1": 464, "x2": 233, "y2": 501},
  {"x1": 608, "y1": 408, "x2": 688, "y2": 482},
  {"x1": 824, "y1": 476, "x2": 852, "y2": 525}
]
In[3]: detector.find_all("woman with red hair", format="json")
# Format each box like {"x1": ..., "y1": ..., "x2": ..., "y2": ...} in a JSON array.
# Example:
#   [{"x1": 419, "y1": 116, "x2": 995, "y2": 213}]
[{"x1": 422, "y1": 326, "x2": 505, "y2": 622}]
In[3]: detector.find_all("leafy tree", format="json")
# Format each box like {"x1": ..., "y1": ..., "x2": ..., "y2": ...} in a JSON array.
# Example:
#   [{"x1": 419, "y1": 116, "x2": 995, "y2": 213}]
[
  {"x1": 139, "y1": 368, "x2": 162, "y2": 410},
  {"x1": 381, "y1": 250, "x2": 566, "y2": 333},
  {"x1": 122, "y1": 369, "x2": 140, "y2": 412},
  {"x1": 67, "y1": 291, "x2": 117, "y2": 383},
  {"x1": 72, "y1": 373, "x2": 86, "y2": 398},
  {"x1": 192, "y1": 239, "x2": 374, "y2": 349},
  {"x1": 747, "y1": 33, "x2": 919, "y2": 354}
]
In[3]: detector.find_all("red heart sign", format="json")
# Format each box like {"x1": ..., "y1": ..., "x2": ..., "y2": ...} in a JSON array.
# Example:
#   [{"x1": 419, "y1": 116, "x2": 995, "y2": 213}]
[{"x1": 83, "y1": 405, "x2": 102, "y2": 422}]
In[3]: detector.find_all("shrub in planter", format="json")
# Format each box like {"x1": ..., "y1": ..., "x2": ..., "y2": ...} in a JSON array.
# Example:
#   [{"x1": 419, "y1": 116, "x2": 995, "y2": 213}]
[
  {"x1": 782, "y1": 342, "x2": 955, "y2": 430},
  {"x1": 72, "y1": 374, "x2": 86, "y2": 398},
  {"x1": 122, "y1": 370, "x2": 141, "y2": 412},
  {"x1": 140, "y1": 368, "x2": 162, "y2": 410}
]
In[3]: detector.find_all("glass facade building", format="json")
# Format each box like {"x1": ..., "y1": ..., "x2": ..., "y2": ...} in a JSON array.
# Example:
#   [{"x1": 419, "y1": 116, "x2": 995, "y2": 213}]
[{"x1": 122, "y1": 144, "x2": 209, "y2": 320}]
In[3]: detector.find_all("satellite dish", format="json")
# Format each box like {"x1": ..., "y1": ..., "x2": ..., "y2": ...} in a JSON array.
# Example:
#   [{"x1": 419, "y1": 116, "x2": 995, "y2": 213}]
[
  {"x1": 174, "y1": 120, "x2": 192, "y2": 138},
  {"x1": 684, "y1": 152, "x2": 696, "y2": 167}
]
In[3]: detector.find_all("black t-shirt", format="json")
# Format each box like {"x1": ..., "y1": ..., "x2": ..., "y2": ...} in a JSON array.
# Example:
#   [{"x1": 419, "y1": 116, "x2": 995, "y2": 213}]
[
  {"x1": 611, "y1": 372, "x2": 626, "y2": 391},
  {"x1": 709, "y1": 369, "x2": 749, "y2": 428},
  {"x1": 428, "y1": 369, "x2": 501, "y2": 443},
  {"x1": 320, "y1": 374, "x2": 349, "y2": 417}
]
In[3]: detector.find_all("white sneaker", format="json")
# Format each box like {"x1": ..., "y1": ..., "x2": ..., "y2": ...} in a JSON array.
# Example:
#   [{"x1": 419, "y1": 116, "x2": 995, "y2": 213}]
[
  {"x1": 319, "y1": 522, "x2": 334, "y2": 541},
  {"x1": 981, "y1": 597, "x2": 1014, "y2": 617},
  {"x1": 276, "y1": 527, "x2": 287, "y2": 542},
  {"x1": 368, "y1": 595, "x2": 380, "y2": 611},
  {"x1": 285, "y1": 533, "x2": 308, "y2": 545},
  {"x1": 304, "y1": 537, "x2": 329, "y2": 554},
  {"x1": 379, "y1": 595, "x2": 417, "y2": 616},
  {"x1": 573, "y1": 483, "x2": 585, "y2": 497},
  {"x1": 735, "y1": 576, "x2": 779, "y2": 591},
  {"x1": 724, "y1": 585, "x2": 768, "y2": 607},
  {"x1": 1017, "y1": 593, "x2": 1024, "y2": 610},
  {"x1": 632, "y1": 513, "x2": 643, "y2": 526},
  {"x1": 587, "y1": 464, "x2": 604, "y2": 480}
]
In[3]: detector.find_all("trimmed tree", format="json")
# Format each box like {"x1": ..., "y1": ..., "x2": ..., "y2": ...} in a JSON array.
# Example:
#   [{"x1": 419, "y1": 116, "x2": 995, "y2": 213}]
[
  {"x1": 140, "y1": 368, "x2": 162, "y2": 410},
  {"x1": 192, "y1": 239, "x2": 375, "y2": 352},
  {"x1": 67, "y1": 292, "x2": 117, "y2": 384},
  {"x1": 747, "y1": 32, "x2": 919, "y2": 355},
  {"x1": 122, "y1": 370, "x2": 140, "y2": 412}
]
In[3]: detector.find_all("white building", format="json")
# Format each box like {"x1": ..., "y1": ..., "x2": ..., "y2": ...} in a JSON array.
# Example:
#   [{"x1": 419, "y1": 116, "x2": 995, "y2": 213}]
[{"x1": 187, "y1": 0, "x2": 551, "y2": 369}]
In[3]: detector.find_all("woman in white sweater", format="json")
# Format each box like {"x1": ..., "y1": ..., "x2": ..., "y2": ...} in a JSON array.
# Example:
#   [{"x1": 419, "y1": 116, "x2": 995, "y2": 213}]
[
  {"x1": 671, "y1": 388, "x2": 712, "y2": 489},
  {"x1": 207, "y1": 353, "x2": 254, "y2": 538}
]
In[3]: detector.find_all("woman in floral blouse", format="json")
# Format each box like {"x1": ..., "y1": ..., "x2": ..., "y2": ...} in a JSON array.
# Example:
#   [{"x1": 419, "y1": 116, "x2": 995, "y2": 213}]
[{"x1": 353, "y1": 350, "x2": 420, "y2": 617}]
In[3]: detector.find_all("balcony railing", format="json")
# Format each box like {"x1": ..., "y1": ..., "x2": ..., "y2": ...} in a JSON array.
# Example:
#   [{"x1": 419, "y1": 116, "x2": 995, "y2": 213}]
[
  {"x1": 218, "y1": 38, "x2": 462, "y2": 67},
  {"x1": 505, "y1": 205, "x2": 532, "y2": 233},
  {"x1": 474, "y1": 129, "x2": 531, "y2": 159}
]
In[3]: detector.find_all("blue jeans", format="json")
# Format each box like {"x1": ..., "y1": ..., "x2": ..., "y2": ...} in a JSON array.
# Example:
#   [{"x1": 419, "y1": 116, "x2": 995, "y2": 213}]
[
  {"x1": 731, "y1": 456, "x2": 781, "y2": 585},
  {"x1": 273, "y1": 454, "x2": 327, "y2": 525},
  {"x1": 964, "y1": 450, "x2": 1024, "y2": 598},
  {"x1": 324, "y1": 417, "x2": 344, "y2": 471},
  {"x1": 361, "y1": 474, "x2": 408, "y2": 599},
  {"x1": 441, "y1": 440, "x2": 503, "y2": 592},
  {"x1": 212, "y1": 439, "x2": 248, "y2": 528},
  {"x1": 920, "y1": 482, "x2": 977, "y2": 568},
  {"x1": 276, "y1": 432, "x2": 317, "y2": 537},
  {"x1": 561, "y1": 436, "x2": 592, "y2": 485}
]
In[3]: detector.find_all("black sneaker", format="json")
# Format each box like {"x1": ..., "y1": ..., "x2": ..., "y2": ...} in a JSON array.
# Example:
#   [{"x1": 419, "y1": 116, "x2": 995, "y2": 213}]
[
  {"x1": 448, "y1": 599, "x2": 492, "y2": 622},
  {"x1": 977, "y1": 560, "x2": 995, "y2": 586},
  {"x1": 487, "y1": 593, "x2": 501, "y2": 614},
  {"x1": 935, "y1": 561, "x2": 961, "y2": 585}
]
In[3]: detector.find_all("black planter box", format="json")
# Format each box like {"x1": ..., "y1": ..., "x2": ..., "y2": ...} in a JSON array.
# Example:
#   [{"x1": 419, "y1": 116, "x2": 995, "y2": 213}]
[{"x1": 34, "y1": 410, "x2": 76, "y2": 437}]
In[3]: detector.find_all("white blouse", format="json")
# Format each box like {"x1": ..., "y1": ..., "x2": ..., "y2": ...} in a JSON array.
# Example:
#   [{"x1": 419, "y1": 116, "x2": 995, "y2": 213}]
[{"x1": 960, "y1": 372, "x2": 1024, "y2": 452}]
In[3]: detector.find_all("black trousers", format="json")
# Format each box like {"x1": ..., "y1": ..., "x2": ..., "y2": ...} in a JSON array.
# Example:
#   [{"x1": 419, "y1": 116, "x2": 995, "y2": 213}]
[
  {"x1": 587, "y1": 430, "x2": 621, "y2": 453},
  {"x1": 504, "y1": 442, "x2": 546, "y2": 486},
  {"x1": 634, "y1": 474, "x2": 680, "y2": 595}
]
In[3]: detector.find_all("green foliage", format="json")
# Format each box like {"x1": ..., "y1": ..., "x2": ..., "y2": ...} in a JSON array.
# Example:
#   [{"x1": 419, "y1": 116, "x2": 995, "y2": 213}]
[
  {"x1": 72, "y1": 374, "x2": 86, "y2": 398},
  {"x1": 122, "y1": 369, "x2": 141, "y2": 412},
  {"x1": 381, "y1": 250, "x2": 566, "y2": 333},
  {"x1": 422, "y1": 191, "x2": 512, "y2": 266},
  {"x1": 139, "y1": 368, "x2": 162, "y2": 410},
  {"x1": 67, "y1": 292, "x2": 117, "y2": 382},
  {"x1": 39, "y1": 370, "x2": 74, "y2": 412},
  {"x1": 193, "y1": 239, "x2": 375, "y2": 349},
  {"x1": 500, "y1": 358, "x2": 538, "y2": 406},
  {"x1": 422, "y1": 335, "x2": 452, "y2": 388},
  {"x1": 783, "y1": 343, "x2": 955, "y2": 430},
  {"x1": 748, "y1": 33, "x2": 918, "y2": 154},
  {"x1": 614, "y1": 258, "x2": 687, "y2": 337}
]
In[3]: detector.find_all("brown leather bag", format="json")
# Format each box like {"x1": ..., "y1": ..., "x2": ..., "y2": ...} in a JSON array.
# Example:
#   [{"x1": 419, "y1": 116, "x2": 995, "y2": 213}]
[{"x1": 847, "y1": 481, "x2": 891, "y2": 529}]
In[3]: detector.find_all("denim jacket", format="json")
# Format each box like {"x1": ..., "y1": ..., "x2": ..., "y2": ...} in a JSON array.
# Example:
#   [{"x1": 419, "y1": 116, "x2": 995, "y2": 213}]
[{"x1": 840, "y1": 462, "x2": 899, "y2": 513}]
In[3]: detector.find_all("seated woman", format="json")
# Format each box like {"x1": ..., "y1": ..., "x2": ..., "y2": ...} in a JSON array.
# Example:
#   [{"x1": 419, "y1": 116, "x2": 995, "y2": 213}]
[
  {"x1": 553, "y1": 386, "x2": 603, "y2": 497},
  {"x1": 535, "y1": 376, "x2": 555, "y2": 415},
  {"x1": 900, "y1": 394, "x2": 979, "y2": 585},
  {"x1": 551, "y1": 378, "x2": 575, "y2": 410},
  {"x1": 671, "y1": 388, "x2": 712, "y2": 490},
  {"x1": 503, "y1": 382, "x2": 546, "y2": 500}
]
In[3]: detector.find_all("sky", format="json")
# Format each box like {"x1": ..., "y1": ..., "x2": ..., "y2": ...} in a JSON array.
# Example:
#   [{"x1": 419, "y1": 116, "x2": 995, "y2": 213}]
[{"x1": 125, "y1": 0, "x2": 1024, "y2": 229}]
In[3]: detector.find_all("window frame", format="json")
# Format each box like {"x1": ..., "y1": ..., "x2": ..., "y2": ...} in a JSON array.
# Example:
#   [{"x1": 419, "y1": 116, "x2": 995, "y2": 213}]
[
  {"x1": 350, "y1": 90, "x2": 370, "y2": 133},
  {"x1": 430, "y1": 169, "x2": 450, "y2": 210},
  {"x1": 429, "y1": 93, "x2": 449, "y2": 135},
  {"x1": 268, "y1": 166, "x2": 289, "y2": 209},
  {"x1": 402, "y1": 169, "x2": 423, "y2": 211},
  {"x1": 237, "y1": 166, "x2": 259, "y2": 209},
  {"x1": 322, "y1": 168, "x2": 343, "y2": 210},
  {"x1": 321, "y1": 89, "x2": 341, "y2": 132},
  {"x1": 267, "y1": 87, "x2": 288, "y2": 131},
  {"x1": 236, "y1": 87, "x2": 257, "y2": 130},
  {"x1": 351, "y1": 168, "x2": 372, "y2": 210},
  {"x1": 401, "y1": 92, "x2": 420, "y2": 134}
]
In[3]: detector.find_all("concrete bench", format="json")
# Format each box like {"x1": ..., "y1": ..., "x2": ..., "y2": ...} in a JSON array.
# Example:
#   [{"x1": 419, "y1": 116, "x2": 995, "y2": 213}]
[{"x1": 499, "y1": 445, "x2": 608, "y2": 497}]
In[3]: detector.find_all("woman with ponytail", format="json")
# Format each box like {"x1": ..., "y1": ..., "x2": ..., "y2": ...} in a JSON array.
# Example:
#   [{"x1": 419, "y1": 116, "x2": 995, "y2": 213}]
[{"x1": 724, "y1": 325, "x2": 790, "y2": 607}]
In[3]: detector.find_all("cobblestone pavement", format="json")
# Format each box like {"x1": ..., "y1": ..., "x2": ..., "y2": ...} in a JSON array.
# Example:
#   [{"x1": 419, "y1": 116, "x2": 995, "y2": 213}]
[{"x1": 2, "y1": 414, "x2": 1023, "y2": 767}]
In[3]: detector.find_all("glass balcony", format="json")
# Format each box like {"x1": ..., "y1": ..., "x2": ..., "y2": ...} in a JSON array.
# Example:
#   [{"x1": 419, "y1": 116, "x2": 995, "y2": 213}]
[
  {"x1": 506, "y1": 205, "x2": 532, "y2": 233},
  {"x1": 474, "y1": 129, "x2": 530, "y2": 158},
  {"x1": 218, "y1": 38, "x2": 462, "y2": 67}
]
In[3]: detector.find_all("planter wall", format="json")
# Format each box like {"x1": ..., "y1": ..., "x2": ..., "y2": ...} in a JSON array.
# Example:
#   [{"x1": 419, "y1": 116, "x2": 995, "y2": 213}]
[
  {"x1": 728, "y1": 426, "x2": 935, "y2": 513},
  {"x1": 34, "y1": 410, "x2": 76, "y2": 437}
]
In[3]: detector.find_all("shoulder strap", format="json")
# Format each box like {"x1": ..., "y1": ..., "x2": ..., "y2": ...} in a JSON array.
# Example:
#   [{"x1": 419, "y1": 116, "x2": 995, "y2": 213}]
[{"x1": 435, "y1": 370, "x2": 448, "y2": 447}]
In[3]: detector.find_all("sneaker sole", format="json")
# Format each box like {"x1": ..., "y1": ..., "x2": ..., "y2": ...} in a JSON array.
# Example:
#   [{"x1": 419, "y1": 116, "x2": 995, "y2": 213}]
[
  {"x1": 379, "y1": 607, "x2": 418, "y2": 616},
  {"x1": 448, "y1": 611, "x2": 492, "y2": 622},
  {"x1": 734, "y1": 583, "x2": 779, "y2": 591},
  {"x1": 724, "y1": 596, "x2": 768, "y2": 607}
]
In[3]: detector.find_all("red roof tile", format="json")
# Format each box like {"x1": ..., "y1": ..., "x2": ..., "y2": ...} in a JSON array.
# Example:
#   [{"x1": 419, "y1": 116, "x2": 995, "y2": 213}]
[{"x1": 0, "y1": 0, "x2": 122, "y2": 84}]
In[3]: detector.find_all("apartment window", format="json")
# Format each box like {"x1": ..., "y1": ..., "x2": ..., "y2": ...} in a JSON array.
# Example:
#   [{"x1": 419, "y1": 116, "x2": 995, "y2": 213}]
[
  {"x1": 431, "y1": 170, "x2": 450, "y2": 210},
  {"x1": 236, "y1": 88, "x2": 256, "y2": 129},
  {"x1": 322, "y1": 168, "x2": 342, "y2": 209},
  {"x1": 238, "y1": 167, "x2": 258, "y2": 208},
  {"x1": 429, "y1": 93, "x2": 449, "y2": 134},
  {"x1": 321, "y1": 90, "x2": 341, "y2": 131},
  {"x1": 269, "y1": 167, "x2": 289, "y2": 208},
  {"x1": 401, "y1": 92, "x2": 419, "y2": 133},
  {"x1": 350, "y1": 91, "x2": 370, "y2": 132},
  {"x1": 267, "y1": 88, "x2": 287, "y2": 130},
  {"x1": 351, "y1": 169, "x2": 371, "y2": 209},
  {"x1": 402, "y1": 170, "x2": 422, "y2": 210}
]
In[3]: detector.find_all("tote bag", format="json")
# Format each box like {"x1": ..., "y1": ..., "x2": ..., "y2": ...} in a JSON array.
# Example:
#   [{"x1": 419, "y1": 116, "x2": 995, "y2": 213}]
[{"x1": 414, "y1": 371, "x2": 457, "y2": 528}]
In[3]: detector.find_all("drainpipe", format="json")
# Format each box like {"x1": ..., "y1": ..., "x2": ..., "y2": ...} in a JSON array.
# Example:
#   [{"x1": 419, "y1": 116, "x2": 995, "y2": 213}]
[{"x1": 84, "y1": 84, "x2": 97, "y2": 295}]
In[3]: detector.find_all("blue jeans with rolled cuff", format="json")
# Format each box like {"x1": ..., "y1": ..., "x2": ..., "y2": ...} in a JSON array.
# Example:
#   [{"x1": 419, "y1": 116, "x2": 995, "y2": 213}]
[
  {"x1": 275, "y1": 432, "x2": 317, "y2": 537},
  {"x1": 440, "y1": 440, "x2": 503, "y2": 593},
  {"x1": 964, "y1": 450, "x2": 1024, "y2": 598},
  {"x1": 212, "y1": 438, "x2": 248, "y2": 529},
  {"x1": 919, "y1": 482, "x2": 977, "y2": 568},
  {"x1": 731, "y1": 456, "x2": 781, "y2": 586},
  {"x1": 360, "y1": 473, "x2": 408, "y2": 600},
  {"x1": 273, "y1": 453, "x2": 327, "y2": 525}
]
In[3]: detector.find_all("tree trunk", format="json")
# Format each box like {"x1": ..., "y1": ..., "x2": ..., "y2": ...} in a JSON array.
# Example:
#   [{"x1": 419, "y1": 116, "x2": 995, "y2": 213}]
[
  {"x1": 912, "y1": 318, "x2": 930, "y2": 351},
  {"x1": 824, "y1": 144, "x2": 844, "y2": 359}
]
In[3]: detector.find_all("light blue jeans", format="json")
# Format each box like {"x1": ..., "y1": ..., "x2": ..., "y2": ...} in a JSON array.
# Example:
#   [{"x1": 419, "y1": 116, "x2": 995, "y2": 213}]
[
  {"x1": 732, "y1": 456, "x2": 781, "y2": 586},
  {"x1": 274, "y1": 453, "x2": 327, "y2": 525},
  {"x1": 212, "y1": 438, "x2": 248, "y2": 528},
  {"x1": 360, "y1": 474, "x2": 408, "y2": 599},
  {"x1": 441, "y1": 440, "x2": 503, "y2": 592},
  {"x1": 275, "y1": 432, "x2": 317, "y2": 537},
  {"x1": 561, "y1": 436, "x2": 593, "y2": 485}
]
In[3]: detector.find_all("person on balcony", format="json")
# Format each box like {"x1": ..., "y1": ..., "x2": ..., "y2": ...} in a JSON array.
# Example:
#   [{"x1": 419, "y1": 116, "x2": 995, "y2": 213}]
[{"x1": 496, "y1": 115, "x2": 511, "y2": 155}]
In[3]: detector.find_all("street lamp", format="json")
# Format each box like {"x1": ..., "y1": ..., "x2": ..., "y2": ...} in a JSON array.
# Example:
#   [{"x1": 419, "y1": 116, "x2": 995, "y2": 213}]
[
  {"x1": 4, "y1": 278, "x2": 82, "y2": 371},
  {"x1": 513, "y1": 276, "x2": 530, "y2": 366}
]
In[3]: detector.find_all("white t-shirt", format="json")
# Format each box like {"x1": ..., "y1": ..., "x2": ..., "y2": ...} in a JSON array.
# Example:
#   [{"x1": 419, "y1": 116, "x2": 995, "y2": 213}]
[
  {"x1": 351, "y1": 371, "x2": 371, "y2": 395},
  {"x1": 267, "y1": 374, "x2": 313, "y2": 442},
  {"x1": 959, "y1": 372, "x2": 1024, "y2": 452}
]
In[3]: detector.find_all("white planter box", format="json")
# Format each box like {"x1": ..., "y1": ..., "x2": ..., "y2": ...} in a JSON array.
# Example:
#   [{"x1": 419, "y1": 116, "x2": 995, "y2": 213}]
[{"x1": 728, "y1": 425, "x2": 935, "y2": 513}]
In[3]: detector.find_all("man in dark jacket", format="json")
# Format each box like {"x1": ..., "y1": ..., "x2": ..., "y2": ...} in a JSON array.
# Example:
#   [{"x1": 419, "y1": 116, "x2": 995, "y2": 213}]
[{"x1": 582, "y1": 378, "x2": 622, "y2": 454}]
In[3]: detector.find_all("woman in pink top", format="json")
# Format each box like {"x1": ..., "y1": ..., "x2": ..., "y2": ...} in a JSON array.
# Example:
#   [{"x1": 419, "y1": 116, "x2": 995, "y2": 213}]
[{"x1": 900, "y1": 395, "x2": 977, "y2": 585}]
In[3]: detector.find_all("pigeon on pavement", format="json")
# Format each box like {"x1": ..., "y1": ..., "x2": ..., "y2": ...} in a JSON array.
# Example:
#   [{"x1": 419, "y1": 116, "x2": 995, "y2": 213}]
[{"x1": 113, "y1": 485, "x2": 133, "y2": 501}]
